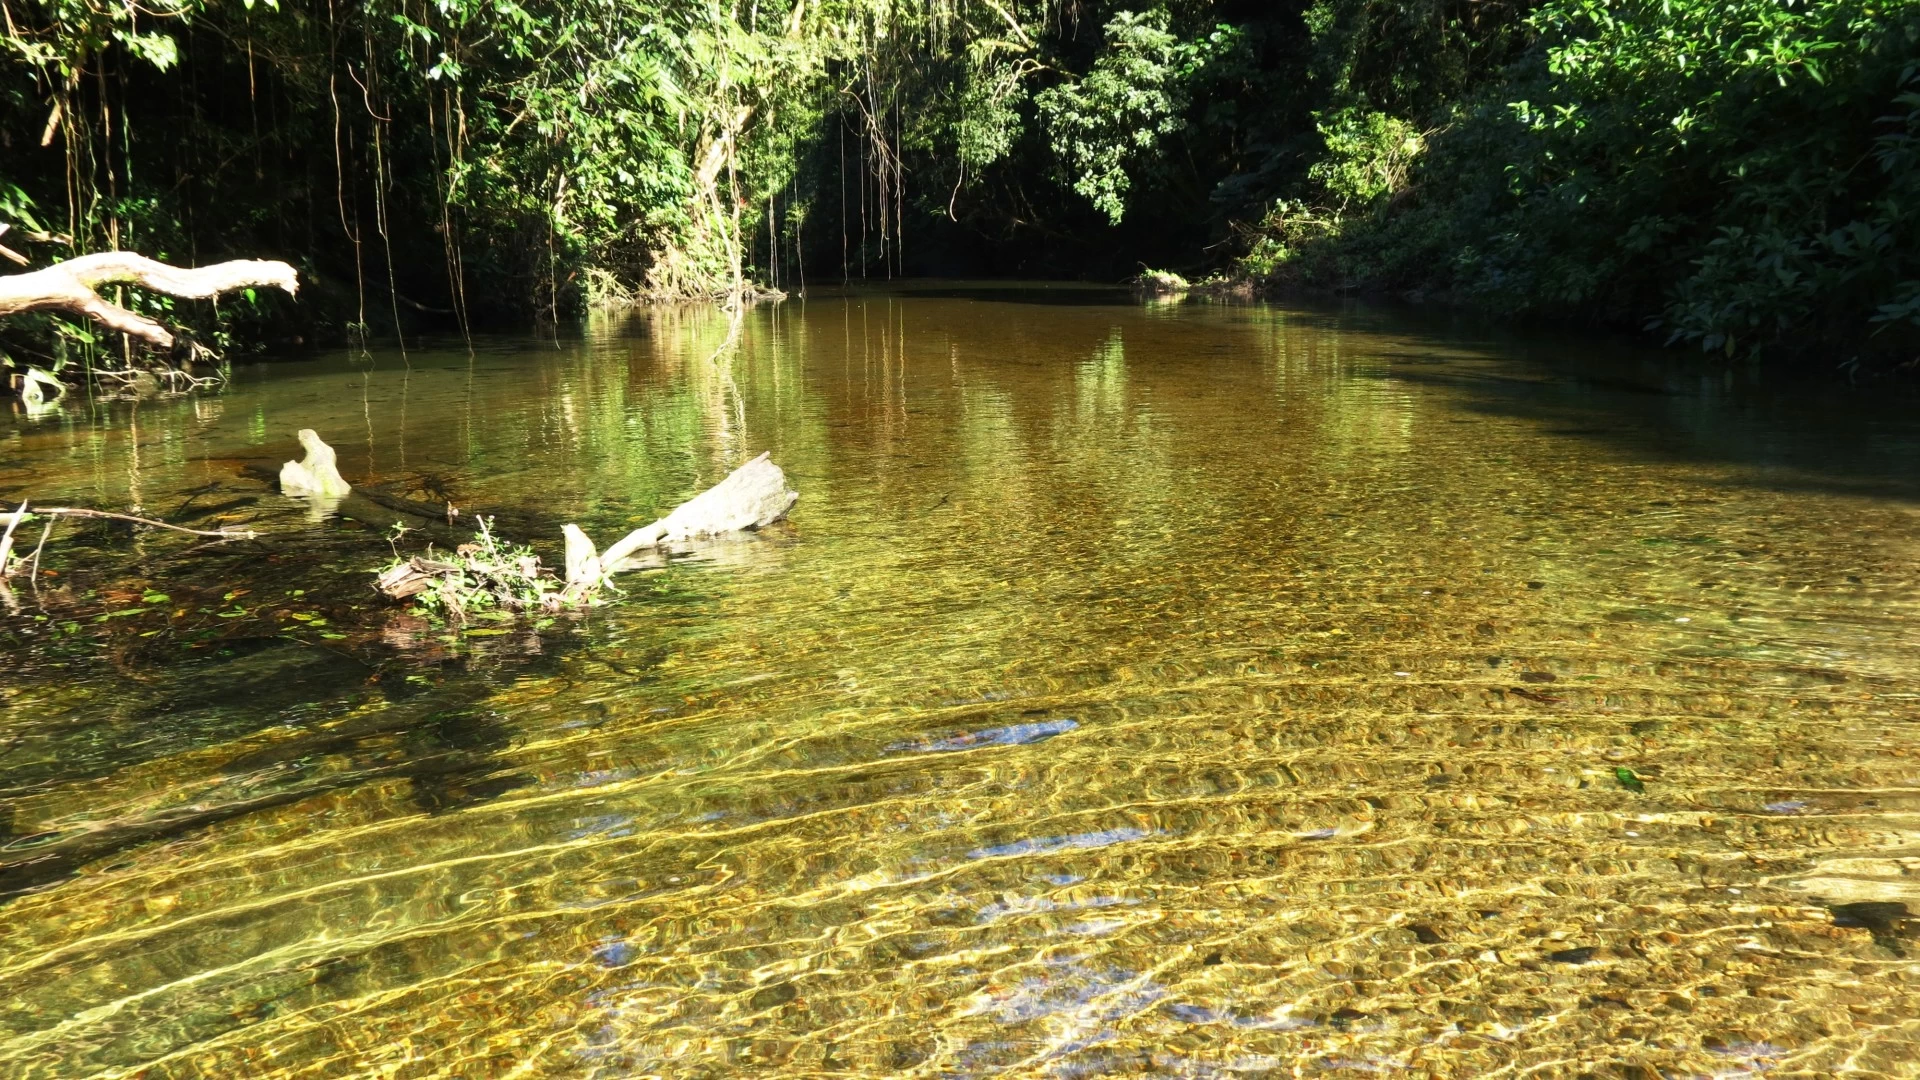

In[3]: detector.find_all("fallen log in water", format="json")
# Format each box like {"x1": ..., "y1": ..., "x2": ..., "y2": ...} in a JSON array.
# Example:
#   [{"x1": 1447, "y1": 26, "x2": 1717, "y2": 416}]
[
  {"x1": 0, "y1": 430, "x2": 796, "y2": 614},
  {"x1": 373, "y1": 450, "x2": 798, "y2": 612},
  {"x1": 566, "y1": 452, "x2": 798, "y2": 593},
  {"x1": 239, "y1": 434, "x2": 543, "y2": 546}
]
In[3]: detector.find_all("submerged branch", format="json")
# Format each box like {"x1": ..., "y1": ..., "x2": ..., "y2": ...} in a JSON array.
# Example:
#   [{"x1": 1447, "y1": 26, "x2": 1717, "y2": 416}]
[
  {"x1": 0, "y1": 504, "x2": 254, "y2": 579},
  {"x1": 0, "y1": 507, "x2": 257, "y2": 539}
]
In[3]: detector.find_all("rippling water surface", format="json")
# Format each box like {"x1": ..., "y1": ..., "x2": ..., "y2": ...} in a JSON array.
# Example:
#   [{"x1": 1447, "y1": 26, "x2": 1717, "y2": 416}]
[{"x1": 3, "y1": 287, "x2": 1920, "y2": 1078}]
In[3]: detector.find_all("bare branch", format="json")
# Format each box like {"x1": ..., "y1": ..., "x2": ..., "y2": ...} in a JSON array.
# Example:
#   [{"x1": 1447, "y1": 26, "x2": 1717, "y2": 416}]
[
  {"x1": 0, "y1": 225, "x2": 26, "y2": 266},
  {"x1": 0, "y1": 252, "x2": 298, "y2": 349},
  {"x1": 0, "y1": 506, "x2": 256, "y2": 539}
]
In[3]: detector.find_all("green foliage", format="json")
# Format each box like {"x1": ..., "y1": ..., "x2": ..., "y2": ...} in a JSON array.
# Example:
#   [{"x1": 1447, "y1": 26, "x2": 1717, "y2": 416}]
[
  {"x1": 0, "y1": 183, "x2": 44, "y2": 234},
  {"x1": 1252, "y1": 0, "x2": 1920, "y2": 365},
  {"x1": 1, "y1": 0, "x2": 851, "y2": 326},
  {"x1": 0, "y1": 0, "x2": 200, "y2": 78},
  {"x1": 956, "y1": 47, "x2": 1031, "y2": 172},
  {"x1": 4, "y1": 0, "x2": 1913, "y2": 367},
  {"x1": 1308, "y1": 108, "x2": 1423, "y2": 208},
  {"x1": 382, "y1": 518, "x2": 562, "y2": 619},
  {"x1": 1238, "y1": 201, "x2": 1343, "y2": 281},
  {"x1": 1136, "y1": 267, "x2": 1189, "y2": 291},
  {"x1": 1035, "y1": 9, "x2": 1236, "y2": 224},
  {"x1": 1302, "y1": 0, "x2": 1536, "y2": 124}
]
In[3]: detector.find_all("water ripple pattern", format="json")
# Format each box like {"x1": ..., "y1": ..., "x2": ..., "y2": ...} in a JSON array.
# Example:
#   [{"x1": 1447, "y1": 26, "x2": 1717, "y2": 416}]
[{"x1": 2, "y1": 289, "x2": 1919, "y2": 1077}]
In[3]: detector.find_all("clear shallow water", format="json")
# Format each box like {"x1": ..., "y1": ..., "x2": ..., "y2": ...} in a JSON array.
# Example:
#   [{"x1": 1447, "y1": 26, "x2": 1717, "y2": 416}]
[{"x1": 3, "y1": 287, "x2": 1920, "y2": 1077}]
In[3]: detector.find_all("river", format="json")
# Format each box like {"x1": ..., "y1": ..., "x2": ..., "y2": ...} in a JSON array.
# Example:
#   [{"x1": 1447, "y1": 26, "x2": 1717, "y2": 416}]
[{"x1": 2, "y1": 285, "x2": 1918, "y2": 1077}]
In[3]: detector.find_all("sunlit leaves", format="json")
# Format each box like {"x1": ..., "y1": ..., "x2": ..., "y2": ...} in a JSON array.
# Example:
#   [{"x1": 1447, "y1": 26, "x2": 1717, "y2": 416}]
[
  {"x1": 1033, "y1": 8, "x2": 1234, "y2": 224},
  {"x1": 1309, "y1": 109, "x2": 1424, "y2": 208},
  {"x1": 1295, "y1": 0, "x2": 1920, "y2": 362},
  {"x1": 110, "y1": 30, "x2": 179, "y2": 71}
]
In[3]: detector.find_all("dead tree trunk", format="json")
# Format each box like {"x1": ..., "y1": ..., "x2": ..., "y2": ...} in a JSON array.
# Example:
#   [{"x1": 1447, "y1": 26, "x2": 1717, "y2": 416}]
[{"x1": 0, "y1": 252, "x2": 298, "y2": 349}]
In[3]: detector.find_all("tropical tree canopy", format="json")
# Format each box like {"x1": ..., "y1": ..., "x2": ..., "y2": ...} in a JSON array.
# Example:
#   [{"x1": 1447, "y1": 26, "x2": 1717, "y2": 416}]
[{"x1": 1, "y1": 0, "x2": 1913, "y2": 365}]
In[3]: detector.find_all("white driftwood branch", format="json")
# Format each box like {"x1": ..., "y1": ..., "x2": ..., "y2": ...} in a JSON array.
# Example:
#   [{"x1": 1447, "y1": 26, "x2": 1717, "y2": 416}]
[
  {"x1": 0, "y1": 502, "x2": 26, "y2": 576},
  {"x1": 592, "y1": 452, "x2": 799, "y2": 578},
  {"x1": 559, "y1": 524, "x2": 604, "y2": 605},
  {"x1": 0, "y1": 252, "x2": 298, "y2": 349},
  {"x1": 0, "y1": 224, "x2": 28, "y2": 267},
  {"x1": 552, "y1": 453, "x2": 798, "y2": 598},
  {"x1": 376, "y1": 452, "x2": 798, "y2": 607},
  {"x1": 279, "y1": 428, "x2": 351, "y2": 498}
]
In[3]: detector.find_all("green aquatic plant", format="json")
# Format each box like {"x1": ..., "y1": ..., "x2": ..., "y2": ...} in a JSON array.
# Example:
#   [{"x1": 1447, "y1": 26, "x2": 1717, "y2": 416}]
[
  {"x1": 377, "y1": 518, "x2": 571, "y2": 622},
  {"x1": 375, "y1": 451, "x2": 796, "y2": 620}
]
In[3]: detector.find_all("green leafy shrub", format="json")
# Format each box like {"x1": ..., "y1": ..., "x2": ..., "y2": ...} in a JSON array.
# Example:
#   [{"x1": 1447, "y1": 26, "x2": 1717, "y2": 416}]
[
  {"x1": 1308, "y1": 109, "x2": 1424, "y2": 209},
  {"x1": 1247, "y1": 0, "x2": 1920, "y2": 365},
  {"x1": 1035, "y1": 9, "x2": 1237, "y2": 225}
]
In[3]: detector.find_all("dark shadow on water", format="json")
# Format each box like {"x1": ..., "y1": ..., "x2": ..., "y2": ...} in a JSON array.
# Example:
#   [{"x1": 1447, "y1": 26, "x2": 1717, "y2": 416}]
[
  {"x1": 806, "y1": 279, "x2": 1138, "y2": 307},
  {"x1": 0, "y1": 692, "x2": 536, "y2": 900},
  {"x1": 0, "y1": 627, "x2": 552, "y2": 901},
  {"x1": 1363, "y1": 338, "x2": 1920, "y2": 504}
]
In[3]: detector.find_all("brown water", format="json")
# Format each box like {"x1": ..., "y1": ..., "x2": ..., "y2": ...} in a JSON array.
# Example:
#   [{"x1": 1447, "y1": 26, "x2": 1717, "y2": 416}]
[{"x1": 3, "y1": 286, "x2": 1920, "y2": 1078}]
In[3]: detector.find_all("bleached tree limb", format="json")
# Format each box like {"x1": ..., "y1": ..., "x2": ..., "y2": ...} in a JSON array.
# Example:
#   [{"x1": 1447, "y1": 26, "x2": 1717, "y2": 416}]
[
  {"x1": 0, "y1": 252, "x2": 298, "y2": 349},
  {"x1": 0, "y1": 225, "x2": 26, "y2": 267},
  {"x1": 279, "y1": 428, "x2": 351, "y2": 499},
  {"x1": 593, "y1": 452, "x2": 798, "y2": 577},
  {"x1": 0, "y1": 502, "x2": 26, "y2": 576},
  {"x1": 376, "y1": 452, "x2": 798, "y2": 607}
]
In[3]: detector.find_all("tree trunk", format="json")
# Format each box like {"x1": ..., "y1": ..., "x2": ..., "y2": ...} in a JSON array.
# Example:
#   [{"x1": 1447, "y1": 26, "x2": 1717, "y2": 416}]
[{"x1": 0, "y1": 252, "x2": 298, "y2": 349}]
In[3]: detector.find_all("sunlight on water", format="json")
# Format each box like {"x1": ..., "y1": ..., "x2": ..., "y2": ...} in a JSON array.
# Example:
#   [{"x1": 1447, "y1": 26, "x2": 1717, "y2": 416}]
[{"x1": 3, "y1": 288, "x2": 1919, "y2": 1077}]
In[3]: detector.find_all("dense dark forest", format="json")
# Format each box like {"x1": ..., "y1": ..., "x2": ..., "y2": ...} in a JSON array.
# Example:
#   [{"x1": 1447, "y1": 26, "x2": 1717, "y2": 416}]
[{"x1": 2, "y1": 0, "x2": 1917, "y2": 369}]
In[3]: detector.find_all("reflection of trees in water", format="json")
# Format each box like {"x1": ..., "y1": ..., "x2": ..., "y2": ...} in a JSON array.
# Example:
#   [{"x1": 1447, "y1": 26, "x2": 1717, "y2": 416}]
[
  {"x1": 0, "y1": 300, "x2": 1432, "y2": 904},
  {"x1": 460, "y1": 304, "x2": 816, "y2": 531},
  {"x1": 0, "y1": 313, "x2": 816, "y2": 904}
]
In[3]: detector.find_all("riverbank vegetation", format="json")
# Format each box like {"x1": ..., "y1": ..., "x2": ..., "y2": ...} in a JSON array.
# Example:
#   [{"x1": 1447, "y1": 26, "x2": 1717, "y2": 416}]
[
  {"x1": 2, "y1": 0, "x2": 1916, "y2": 371},
  {"x1": 1255, "y1": 0, "x2": 1920, "y2": 367}
]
